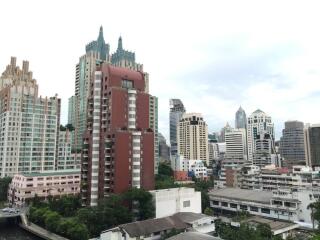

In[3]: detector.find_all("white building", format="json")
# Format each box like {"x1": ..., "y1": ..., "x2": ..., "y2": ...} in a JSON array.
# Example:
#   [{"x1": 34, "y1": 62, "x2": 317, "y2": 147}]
[
  {"x1": 149, "y1": 188, "x2": 201, "y2": 218},
  {"x1": 8, "y1": 170, "x2": 80, "y2": 207},
  {"x1": 209, "y1": 188, "x2": 318, "y2": 227},
  {"x1": 57, "y1": 129, "x2": 80, "y2": 170},
  {"x1": 225, "y1": 128, "x2": 247, "y2": 161},
  {"x1": 247, "y1": 109, "x2": 274, "y2": 162},
  {"x1": 178, "y1": 113, "x2": 209, "y2": 165},
  {"x1": 0, "y1": 57, "x2": 60, "y2": 177}
]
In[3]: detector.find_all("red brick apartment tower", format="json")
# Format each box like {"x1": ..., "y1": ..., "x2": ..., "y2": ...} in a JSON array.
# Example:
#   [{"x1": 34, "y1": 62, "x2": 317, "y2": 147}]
[{"x1": 81, "y1": 64, "x2": 154, "y2": 206}]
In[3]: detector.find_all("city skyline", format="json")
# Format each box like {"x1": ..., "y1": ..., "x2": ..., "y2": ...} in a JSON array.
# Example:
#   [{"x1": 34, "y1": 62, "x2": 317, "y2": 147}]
[{"x1": 1, "y1": 1, "x2": 320, "y2": 141}]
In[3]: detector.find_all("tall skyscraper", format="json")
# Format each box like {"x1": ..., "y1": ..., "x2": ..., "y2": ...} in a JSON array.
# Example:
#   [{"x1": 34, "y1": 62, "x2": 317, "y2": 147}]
[
  {"x1": 225, "y1": 128, "x2": 247, "y2": 161},
  {"x1": 158, "y1": 133, "x2": 170, "y2": 163},
  {"x1": 280, "y1": 121, "x2": 306, "y2": 167},
  {"x1": 169, "y1": 99, "x2": 186, "y2": 157},
  {"x1": 247, "y1": 109, "x2": 274, "y2": 162},
  {"x1": 235, "y1": 106, "x2": 247, "y2": 129},
  {"x1": 219, "y1": 122, "x2": 232, "y2": 142},
  {"x1": 0, "y1": 57, "x2": 60, "y2": 177},
  {"x1": 68, "y1": 26, "x2": 110, "y2": 153},
  {"x1": 177, "y1": 113, "x2": 209, "y2": 165},
  {"x1": 81, "y1": 64, "x2": 154, "y2": 206},
  {"x1": 304, "y1": 124, "x2": 320, "y2": 167}
]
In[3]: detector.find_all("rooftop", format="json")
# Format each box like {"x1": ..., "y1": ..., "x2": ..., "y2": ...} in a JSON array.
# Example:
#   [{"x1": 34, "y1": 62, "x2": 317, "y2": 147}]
[
  {"x1": 167, "y1": 232, "x2": 222, "y2": 240},
  {"x1": 20, "y1": 170, "x2": 80, "y2": 177},
  {"x1": 243, "y1": 216, "x2": 299, "y2": 232},
  {"x1": 173, "y1": 212, "x2": 213, "y2": 224},
  {"x1": 209, "y1": 188, "x2": 272, "y2": 204}
]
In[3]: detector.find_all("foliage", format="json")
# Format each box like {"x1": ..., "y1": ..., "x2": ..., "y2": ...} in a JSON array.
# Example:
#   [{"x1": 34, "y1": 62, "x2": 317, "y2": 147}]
[
  {"x1": 0, "y1": 177, "x2": 12, "y2": 201},
  {"x1": 158, "y1": 162, "x2": 173, "y2": 176},
  {"x1": 60, "y1": 124, "x2": 75, "y2": 132},
  {"x1": 204, "y1": 207, "x2": 214, "y2": 216},
  {"x1": 160, "y1": 229, "x2": 184, "y2": 240},
  {"x1": 155, "y1": 174, "x2": 179, "y2": 189},
  {"x1": 214, "y1": 219, "x2": 282, "y2": 240},
  {"x1": 48, "y1": 195, "x2": 81, "y2": 217}
]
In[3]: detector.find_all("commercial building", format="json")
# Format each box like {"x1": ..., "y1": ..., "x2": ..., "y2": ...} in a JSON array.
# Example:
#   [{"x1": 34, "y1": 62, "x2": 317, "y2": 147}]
[
  {"x1": 235, "y1": 106, "x2": 246, "y2": 129},
  {"x1": 280, "y1": 121, "x2": 306, "y2": 167},
  {"x1": 0, "y1": 57, "x2": 60, "y2": 177},
  {"x1": 8, "y1": 170, "x2": 80, "y2": 207},
  {"x1": 170, "y1": 99, "x2": 186, "y2": 157},
  {"x1": 225, "y1": 128, "x2": 247, "y2": 161},
  {"x1": 178, "y1": 113, "x2": 209, "y2": 164},
  {"x1": 209, "y1": 188, "x2": 318, "y2": 226},
  {"x1": 81, "y1": 64, "x2": 155, "y2": 206},
  {"x1": 247, "y1": 109, "x2": 274, "y2": 162},
  {"x1": 158, "y1": 133, "x2": 170, "y2": 163},
  {"x1": 97, "y1": 212, "x2": 215, "y2": 240},
  {"x1": 304, "y1": 124, "x2": 320, "y2": 167},
  {"x1": 150, "y1": 187, "x2": 201, "y2": 218}
]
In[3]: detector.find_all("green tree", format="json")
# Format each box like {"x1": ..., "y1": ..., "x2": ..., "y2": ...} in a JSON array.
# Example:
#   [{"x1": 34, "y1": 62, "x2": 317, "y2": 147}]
[
  {"x1": 158, "y1": 162, "x2": 173, "y2": 176},
  {"x1": 204, "y1": 207, "x2": 214, "y2": 216},
  {"x1": 45, "y1": 211, "x2": 61, "y2": 233},
  {"x1": 0, "y1": 177, "x2": 12, "y2": 201}
]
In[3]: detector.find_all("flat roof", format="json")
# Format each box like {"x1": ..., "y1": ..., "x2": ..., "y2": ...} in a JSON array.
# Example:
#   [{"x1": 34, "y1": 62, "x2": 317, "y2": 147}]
[
  {"x1": 209, "y1": 188, "x2": 272, "y2": 204},
  {"x1": 173, "y1": 212, "x2": 212, "y2": 224},
  {"x1": 167, "y1": 232, "x2": 222, "y2": 240},
  {"x1": 243, "y1": 216, "x2": 299, "y2": 232},
  {"x1": 21, "y1": 170, "x2": 80, "y2": 177}
]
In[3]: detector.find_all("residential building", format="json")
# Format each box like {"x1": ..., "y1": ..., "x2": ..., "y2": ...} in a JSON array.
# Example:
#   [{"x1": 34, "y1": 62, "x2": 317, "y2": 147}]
[
  {"x1": 8, "y1": 170, "x2": 80, "y2": 207},
  {"x1": 149, "y1": 95, "x2": 159, "y2": 173},
  {"x1": 280, "y1": 121, "x2": 306, "y2": 167},
  {"x1": 304, "y1": 124, "x2": 320, "y2": 167},
  {"x1": 168, "y1": 232, "x2": 222, "y2": 240},
  {"x1": 0, "y1": 57, "x2": 60, "y2": 177},
  {"x1": 209, "y1": 188, "x2": 318, "y2": 226},
  {"x1": 208, "y1": 140, "x2": 219, "y2": 167},
  {"x1": 81, "y1": 64, "x2": 154, "y2": 206},
  {"x1": 253, "y1": 132, "x2": 273, "y2": 167},
  {"x1": 170, "y1": 99, "x2": 186, "y2": 157},
  {"x1": 178, "y1": 113, "x2": 209, "y2": 164},
  {"x1": 97, "y1": 212, "x2": 215, "y2": 240},
  {"x1": 57, "y1": 129, "x2": 80, "y2": 170},
  {"x1": 247, "y1": 109, "x2": 274, "y2": 162},
  {"x1": 235, "y1": 106, "x2": 246, "y2": 129},
  {"x1": 68, "y1": 26, "x2": 109, "y2": 153},
  {"x1": 225, "y1": 128, "x2": 247, "y2": 161},
  {"x1": 171, "y1": 156, "x2": 208, "y2": 181},
  {"x1": 149, "y1": 187, "x2": 201, "y2": 218}
]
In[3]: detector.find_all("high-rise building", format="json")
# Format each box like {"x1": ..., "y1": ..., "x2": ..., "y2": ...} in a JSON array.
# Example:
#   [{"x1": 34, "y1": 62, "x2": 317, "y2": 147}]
[
  {"x1": 57, "y1": 129, "x2": 80, "y2": 170},
  {"x1": 235, "y1": 106, "x2": 247, "y2": 129},
  {"x1": 225, "y1": 128, "x2": 247, "y2": 161},
  {"x1": 252, "y1": 132, "x2": 273, "y2": 166},
  {"x1": 149, "y1": 95, "x2": 159, "y2": 173},
  {"x1": 304, "y1": 124, "x2": 320, "y2": 167},
  {"x1": 177, "y1": 113, "x2": 209, "y2": 165},
  {"x1": 68, "y1": 26, "x2": 110, "y2": 153},
  {"x1": 0, "y1": 57, "x2": 60, "y2": 177},
  {"x1": 81, "y1": 64, "x2": 154, "y2": 206},
  {"x1": 219, "y1": 123, "x2": 232, "y2": 142},
  {"x1": 280, "y1": 121, "x2": 306, "y2": 167},
  {"x1": 158, "y1": 133, "x2": 170, "y2": 163},
  {"x1": 169, "y1": 99, "x2": 186, "y2": 157},
  {"x1": 247, "y1": 109, "x2": 274, "y2": 162}
]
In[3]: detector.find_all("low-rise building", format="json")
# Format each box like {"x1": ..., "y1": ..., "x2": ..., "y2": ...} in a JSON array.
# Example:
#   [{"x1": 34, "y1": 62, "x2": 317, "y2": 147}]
[
  {"x1": 167, "y1": 232, "x2": 222, "y2": 240},
  {"x1": 150, "y1": 188, "x2": 201, "y2": 218},
  {"x1": 97, "y1": 212, "x2": 215, "y2": 240},
  {"x1": 172, "y1": 155, "x2": 208, "y2": 181},
  {"x1": 8, "y1": 170, "x2": 80, "y2": 207},
  {"x1": 209, "y1": 188, "x2": 318, "y2": 227}
]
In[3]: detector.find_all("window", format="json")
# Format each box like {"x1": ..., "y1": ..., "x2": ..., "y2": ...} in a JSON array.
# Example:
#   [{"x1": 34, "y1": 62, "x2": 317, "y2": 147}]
[
  {"x1": 261, "y1": 208, "x2": 270, "y2": 214},
  {"x1": 122, "y1": 79, "x2": 133, "y2": 89},
  {"x1": 183, "y1": 200, "x2": 190, "y2": 208},
  {"x1": 212, "y1": 201, "x2": 219, "y2": 206},
  {"x1": 250, "y1": 206, "x2": 258, "y2": 212},
  {"x1": 221, "y1": 202, "x2": 228, "y2": 207},
  {"x1": 230, "y1": 203, "x2": 237, "y2": 209},
  {"x1": 240, "y1": 205, "x2": 248, "y2": 210}
]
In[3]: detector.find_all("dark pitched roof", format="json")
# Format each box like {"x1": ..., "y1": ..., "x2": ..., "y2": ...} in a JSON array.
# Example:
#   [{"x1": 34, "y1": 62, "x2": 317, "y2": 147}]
[
  {"x1": 173, "y1": 212, "x2": 212, "y2": 224},
  {"x1": 119, "y1": 216, "x2": 188, "y2": 237}
]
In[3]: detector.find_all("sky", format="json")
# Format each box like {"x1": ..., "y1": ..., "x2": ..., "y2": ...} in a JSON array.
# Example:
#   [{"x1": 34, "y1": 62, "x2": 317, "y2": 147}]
[{"x1": 1, "y1": 0, "x2": 320, "y2": 141}]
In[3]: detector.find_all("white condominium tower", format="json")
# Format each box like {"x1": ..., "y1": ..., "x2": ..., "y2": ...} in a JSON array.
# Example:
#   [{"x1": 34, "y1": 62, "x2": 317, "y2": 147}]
[
  {"x1": 247, "y1": 109, "x2": 274, "y2": 162},
  {"x1": 225, "y1": 128, "x2": 247, "y2": 161},
  {"x1": 0, "y1": 57, "x2": 60, "y2": 177},
  {"x1": 178, "y1": 113, "x2": 209, "y2": 165}
]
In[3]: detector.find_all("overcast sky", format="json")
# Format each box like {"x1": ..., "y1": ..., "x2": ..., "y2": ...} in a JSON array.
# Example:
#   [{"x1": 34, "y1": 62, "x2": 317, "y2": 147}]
[{"x1": 1, "y1": 0, "x2": 320, "y2": 141}]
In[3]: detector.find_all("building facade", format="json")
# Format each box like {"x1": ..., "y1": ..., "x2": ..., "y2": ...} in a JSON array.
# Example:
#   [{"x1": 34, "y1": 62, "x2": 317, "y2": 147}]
[
  {"x1": 8, "y1": 170, "x2": 80, "y2": 207},
  {"x1": 81, "y1": 64, "x2": 154, "y2": 206},
  {"x1": 304, "y1": 124, "x2": 320, "y2": 167},
  {"x1": 170, "y1": 99, "x2": 186, "y2": 157},
  {"x1": 159, "y1": 133, "x2": 170, "y2": 163},
  {"x1": 177, "y1": 113, "x2": 209, "y2": 164},
  {"x1": 0, "y1": 57, "x2": 60, "y2": 177},
  {"x1": 280, "y1": 121, "x2": 306, "y2": 167},
  {"x1": 247, "y1": 109, "x2": 274, "y2": 162},
  {"x1": 225, "y1": 128, "x2": 247, "y2": 161},
  {"x1": 235, "y1": 106, "x2": 246, "y2": 129}
]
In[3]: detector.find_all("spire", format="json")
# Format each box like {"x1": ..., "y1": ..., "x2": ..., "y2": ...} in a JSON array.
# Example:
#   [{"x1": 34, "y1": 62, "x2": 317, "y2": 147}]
[{"x1": 118, "y1": 36, "x2": 123, "y2": 50}]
